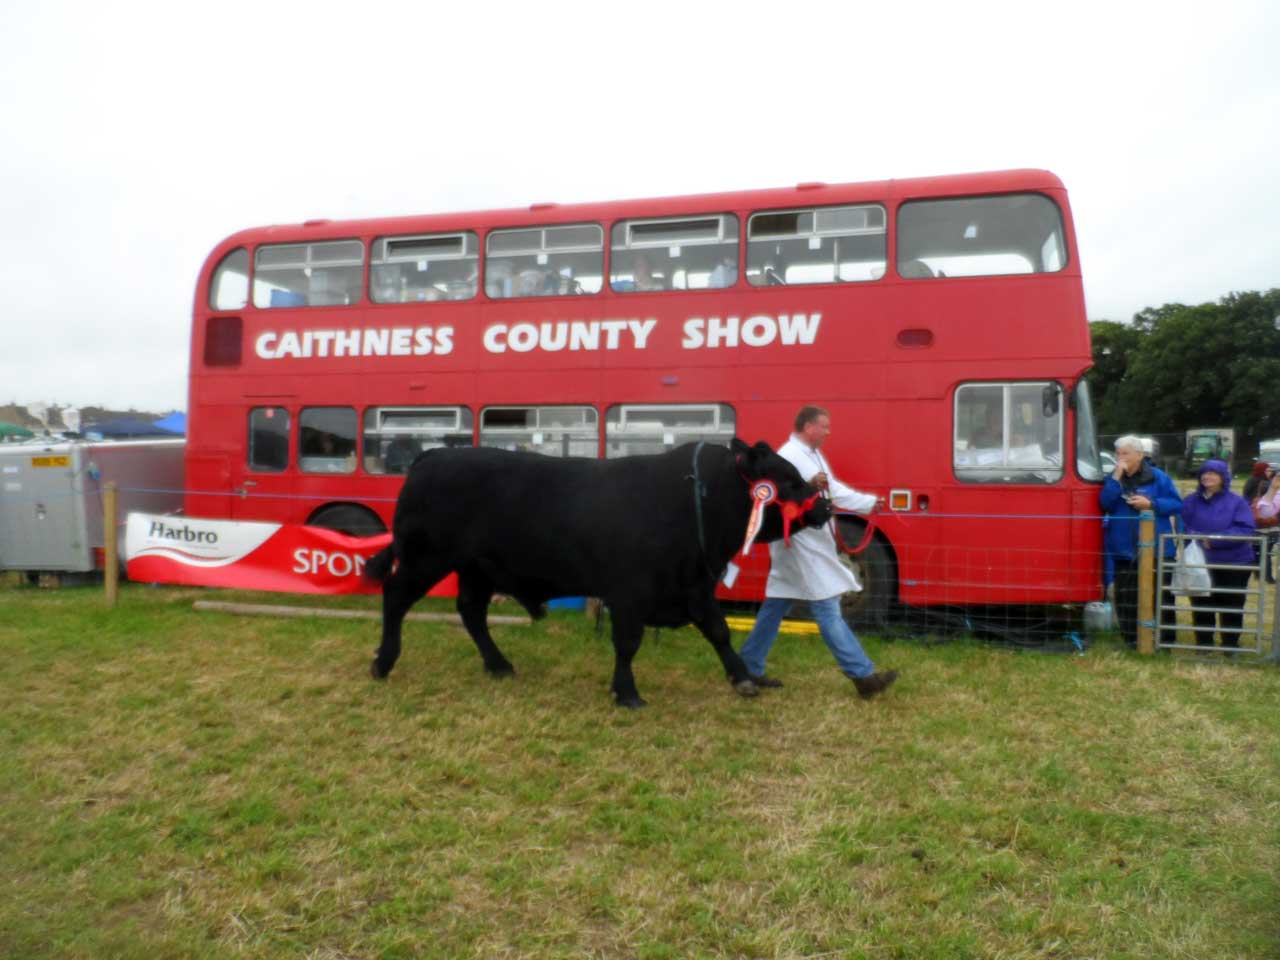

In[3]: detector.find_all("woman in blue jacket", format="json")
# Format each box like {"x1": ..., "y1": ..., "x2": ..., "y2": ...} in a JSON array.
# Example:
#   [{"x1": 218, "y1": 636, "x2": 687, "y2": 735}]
[
  {"x1": 1099, "y1": 435, "x2": 1183, "y2": 648},
  {"x1": 1181, "y1": 459, "x2": 1257, "y2": 648}
]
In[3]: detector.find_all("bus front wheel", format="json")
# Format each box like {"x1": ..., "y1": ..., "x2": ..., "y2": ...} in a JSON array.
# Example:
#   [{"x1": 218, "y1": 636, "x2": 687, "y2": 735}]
[
  {"x1": 307, "y1": 504, "x2": 387, "y2": 538},
  {"x1": 836, "y1": 521, "x2": 895, "y2": 630}
]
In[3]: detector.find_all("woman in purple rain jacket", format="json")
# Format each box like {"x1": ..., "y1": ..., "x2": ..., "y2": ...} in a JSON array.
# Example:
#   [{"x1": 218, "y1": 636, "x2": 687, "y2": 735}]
[{"x1": 1180, "y1": 459, "x2": 1257, "y2": 648}]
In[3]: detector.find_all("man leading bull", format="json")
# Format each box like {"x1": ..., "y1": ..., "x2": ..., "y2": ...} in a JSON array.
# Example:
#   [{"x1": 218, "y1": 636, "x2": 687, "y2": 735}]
[{"x1": 737, "y1": 405, "x2": 899, "y2": 700}]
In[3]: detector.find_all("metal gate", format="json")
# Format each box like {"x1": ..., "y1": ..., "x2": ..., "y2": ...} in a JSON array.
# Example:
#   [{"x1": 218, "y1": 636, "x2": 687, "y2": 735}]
[{"x1": 1156, "y1": 532, "x2": 1279, "y2": 659}]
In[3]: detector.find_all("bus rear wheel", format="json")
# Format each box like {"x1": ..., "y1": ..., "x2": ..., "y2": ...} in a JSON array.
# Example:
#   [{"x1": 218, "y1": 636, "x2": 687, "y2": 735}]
[
  {"x1": 836, "y1": 520, "x2": 894, "y2": 630},
  {"x1": 307, "y1": 504, "x2": 387, "y2": 538}
]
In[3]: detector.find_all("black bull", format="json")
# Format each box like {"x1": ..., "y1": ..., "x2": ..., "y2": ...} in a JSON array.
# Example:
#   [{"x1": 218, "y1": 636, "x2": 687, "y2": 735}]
[{"x1": 364, "y1": 438, "x2": 832, "y2": 707}]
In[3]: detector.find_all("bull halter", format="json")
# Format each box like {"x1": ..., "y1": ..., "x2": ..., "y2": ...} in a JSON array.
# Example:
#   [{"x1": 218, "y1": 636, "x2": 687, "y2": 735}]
[
  {"x1": 731, "y1": 447, "x2": 879, "y2": 558},
  {"x1": 684, "y1": 443, "x2": 820, "y2": 557}
]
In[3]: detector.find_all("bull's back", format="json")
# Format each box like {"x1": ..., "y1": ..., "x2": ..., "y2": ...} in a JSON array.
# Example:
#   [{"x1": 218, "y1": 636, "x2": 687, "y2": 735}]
[{"x1": 395, "y1": 446, "x2": 701, "y2": 571}]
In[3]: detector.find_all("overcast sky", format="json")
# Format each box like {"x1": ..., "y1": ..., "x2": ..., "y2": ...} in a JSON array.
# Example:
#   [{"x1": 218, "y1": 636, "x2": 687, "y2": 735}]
[{"x1": 2, "y1": 0, "x2": 1277, "y2": 413}]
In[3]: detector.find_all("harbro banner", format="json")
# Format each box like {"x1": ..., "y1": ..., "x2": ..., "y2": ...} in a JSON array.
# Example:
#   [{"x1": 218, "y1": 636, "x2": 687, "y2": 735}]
[{"x1": 125, "y1": 513, "x2": 456, "y2": 596}]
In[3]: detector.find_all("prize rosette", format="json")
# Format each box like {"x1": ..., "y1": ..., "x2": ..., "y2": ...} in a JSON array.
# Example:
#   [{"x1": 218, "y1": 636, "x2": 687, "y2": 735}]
[{"x1": 740, "y1": 480, "x2": 777, "y2": 556}]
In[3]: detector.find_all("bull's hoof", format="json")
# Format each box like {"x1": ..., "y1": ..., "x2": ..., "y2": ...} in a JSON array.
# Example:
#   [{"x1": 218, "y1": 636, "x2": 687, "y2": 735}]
[
  {"x1": 485, "y1": 662, "x2": 515, "y2": 677},
  {"x1": 370, "y1": 658, "x2": 391, "y2": 681},
  {"x1": 733, "y1": 679, "x2": 760, "y2": 698},
  {"x1": 614, "y1": 695, "x2": 648, "y2": 709}
]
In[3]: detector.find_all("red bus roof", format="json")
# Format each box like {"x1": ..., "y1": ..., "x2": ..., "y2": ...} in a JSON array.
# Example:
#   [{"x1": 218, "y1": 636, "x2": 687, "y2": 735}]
[{"x1": 217, "y1": 169, "x2": 1067, "y2": 248}]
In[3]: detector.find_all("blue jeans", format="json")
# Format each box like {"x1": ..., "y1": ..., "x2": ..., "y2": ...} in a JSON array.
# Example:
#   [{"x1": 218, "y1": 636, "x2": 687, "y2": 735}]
[{"x1": 739, "y1": 596, "x2": 876, "y2": 679}]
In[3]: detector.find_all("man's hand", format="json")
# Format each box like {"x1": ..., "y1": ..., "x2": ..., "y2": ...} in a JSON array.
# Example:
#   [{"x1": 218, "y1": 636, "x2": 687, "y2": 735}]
[{"x1": 812, "y1": 471, "x2": 829, "y2": 492}]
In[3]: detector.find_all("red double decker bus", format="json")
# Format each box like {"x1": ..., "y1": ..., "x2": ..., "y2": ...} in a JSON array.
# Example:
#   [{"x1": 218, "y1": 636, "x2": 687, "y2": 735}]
[{"x1": 187, "y1": 169, "x2": 1104, "y2": 622}]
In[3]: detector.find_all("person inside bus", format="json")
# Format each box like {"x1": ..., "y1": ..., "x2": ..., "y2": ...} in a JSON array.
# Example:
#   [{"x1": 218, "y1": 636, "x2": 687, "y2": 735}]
[
  {"x1": 1099, "y1": 435, "x2": 1182, "y2": 649},
  {"x1": 632, "y1": 253, "x2": 664, "y2": 292},
  {"x1": 968, "y1": 405, "x2": 1004, "y2": 450},
  {"x1": 485, "y1": 261, "x2": 514, "y2": 299},
  {"x1": 707, "y1": 256, "x2": 737, "y2": 288},
  {"x1": 384, "y1": 435, "x2": 420, "y2": 474},
  {"x1": 736, "y1": 405, "x2": 899, "y2": 700}
]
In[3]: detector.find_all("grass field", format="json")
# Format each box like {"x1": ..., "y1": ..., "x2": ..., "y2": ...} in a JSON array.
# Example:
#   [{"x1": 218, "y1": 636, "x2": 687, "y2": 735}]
[{"x1": 2, "y1": 578, "x2": 1279, "y2": 959}]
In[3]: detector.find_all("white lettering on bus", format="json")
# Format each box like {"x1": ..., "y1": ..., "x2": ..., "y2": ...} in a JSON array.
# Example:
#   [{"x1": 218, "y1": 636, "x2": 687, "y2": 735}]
[
  {"x1": 250, "y1": 314, "x2": 817, "y2": 360},
  {"x1": 681, "y1": 313, "x2": 822, "y2": 349},
  {"x1": 255, "y1": 327, "x2": 456, "y2": 360},
  {"x1": 483, "y1": 319, "x2": 657, "y2": 354}
]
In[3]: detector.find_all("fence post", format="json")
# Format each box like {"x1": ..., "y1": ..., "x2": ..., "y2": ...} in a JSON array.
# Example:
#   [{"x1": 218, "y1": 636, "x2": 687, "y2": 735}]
[
  {"x1": 1271, "y1": 572, "x2": 1280, "y2": 665},
  {"x1": 103, "y1": 482, "x2": 118, "y2": 609},
  {"x1": 1136, "y1": 510, "x2": 1155, "y2": 654}
]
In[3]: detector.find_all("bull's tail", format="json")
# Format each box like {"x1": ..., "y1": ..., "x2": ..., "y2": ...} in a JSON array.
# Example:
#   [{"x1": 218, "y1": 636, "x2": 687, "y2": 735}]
[{"x1": 363, "y1": 545, "x2": 396, "y2": 584}]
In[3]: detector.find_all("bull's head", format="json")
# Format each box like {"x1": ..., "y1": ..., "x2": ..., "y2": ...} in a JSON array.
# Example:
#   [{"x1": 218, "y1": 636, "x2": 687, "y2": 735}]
[{"x1": 731, "y1": 438, "x2": 833, "y2": 545}]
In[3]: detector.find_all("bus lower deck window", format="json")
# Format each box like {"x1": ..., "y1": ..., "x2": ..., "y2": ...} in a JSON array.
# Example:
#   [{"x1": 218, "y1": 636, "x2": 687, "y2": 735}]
[
  {"x1": 604, "y1": 404, "x2": 735, "y2": 458},
  {"x1": 299, "y1": 407, "x2": 358, "y2": 474},
  {"x1": 363, "y1": 407, "x2": 474, "y2": 474},
  {"x1": 479, "y1": 405, "x2": 598, "y2": 457},
  {"x1": 248, "y1": 407, "x2": 290, "y2": 472}
]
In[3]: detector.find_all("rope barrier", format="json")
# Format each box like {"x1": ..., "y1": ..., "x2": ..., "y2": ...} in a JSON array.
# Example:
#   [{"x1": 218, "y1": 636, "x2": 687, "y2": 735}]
[{"x1": 1, "y1": 482, "x2": 1127, "y2": 518}]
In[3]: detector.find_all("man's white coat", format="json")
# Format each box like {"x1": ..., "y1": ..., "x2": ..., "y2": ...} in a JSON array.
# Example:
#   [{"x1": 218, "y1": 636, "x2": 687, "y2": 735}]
[{"x1": 764, "y1": 435, "x2": 877, "y2": 601}]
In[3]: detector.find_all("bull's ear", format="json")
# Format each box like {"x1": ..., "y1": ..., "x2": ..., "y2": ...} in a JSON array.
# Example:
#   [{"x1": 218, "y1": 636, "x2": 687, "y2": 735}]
[
  {"x1": 752, "y1": 440, "x2": 774, "y2": 458},
  {"x1": 730, "y1": 437, "x2": 751, "y2": 456}
]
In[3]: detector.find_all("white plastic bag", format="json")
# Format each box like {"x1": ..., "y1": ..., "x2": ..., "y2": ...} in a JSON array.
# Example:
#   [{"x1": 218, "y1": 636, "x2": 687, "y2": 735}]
[{"x1": 1172, "y1": 540, "x2": 1212, "y2": 598}]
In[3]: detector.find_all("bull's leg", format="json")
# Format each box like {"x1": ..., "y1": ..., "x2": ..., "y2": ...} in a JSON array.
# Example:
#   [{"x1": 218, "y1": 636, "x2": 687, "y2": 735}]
[
  {"x1": 456, "y1": 569, "x2": 514, "y2": 677},
  {"x1": 609, "y1": 611, "x2": 647, "y2": 708},
  {"x1": 692, "y1": 609, "x2": 760, "y2": 699},
  {"x1": 372, "y1": 558, "x2": 448, "y2": 680}
]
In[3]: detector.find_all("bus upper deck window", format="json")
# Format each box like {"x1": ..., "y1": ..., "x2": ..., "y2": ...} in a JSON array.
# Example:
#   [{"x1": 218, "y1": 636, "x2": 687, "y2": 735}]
[
  {"x1": 370, "y1": 232, "x2": 479, "y2": 303},
  {"x1": 209, "y1": 248, "x2": 249, "y2": 310},
  {"x1": 254, "y1": 240, "x2": 364, "y2": 308},
  {"x1": 746, "y1": 204, "x2": 886, "y2": 287},
  {"x1": 485, "y1": 224, "x2": 603, "y2": 299},
  {"x1": 896, "y1": 194, "x2": 1066, "y2": 279},
  {"x1": 610, "y1": 215, "x2": 739, "y2": 293}
]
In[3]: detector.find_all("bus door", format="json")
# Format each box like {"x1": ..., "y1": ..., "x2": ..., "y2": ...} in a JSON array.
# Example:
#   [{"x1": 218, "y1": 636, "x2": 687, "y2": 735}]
[
  {"x1": 941, "y1": 381, "x2": 1072, "y2": 606},
  {"x1": 231, "y1": 405, "x2": 295, "y2": 524}
]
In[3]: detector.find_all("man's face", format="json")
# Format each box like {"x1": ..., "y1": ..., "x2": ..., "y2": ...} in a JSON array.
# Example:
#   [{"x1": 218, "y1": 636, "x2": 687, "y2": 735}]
[
  {"x1": 802, "y1": 414, "x2": 831, "y2": 448},
  {"x1": 1202, "y1": 471, "x2": 1223, "y2": 495}
]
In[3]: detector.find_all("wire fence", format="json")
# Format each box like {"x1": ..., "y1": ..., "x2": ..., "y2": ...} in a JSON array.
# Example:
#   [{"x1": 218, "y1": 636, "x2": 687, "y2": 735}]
[{"x1": 2, "y1": 481, "x2": 1277, "y2": 658}]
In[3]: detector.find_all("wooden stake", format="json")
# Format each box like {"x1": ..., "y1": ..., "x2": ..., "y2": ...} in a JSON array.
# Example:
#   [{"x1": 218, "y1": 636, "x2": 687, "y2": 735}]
[
  {"x1": 192, "y1": 599, "x2": 529, "y2": 626},
  {"x1": 1137, "y1": 511, "x2": 1155, "y2": 654},
  {"x1": 103, "y1": 482, "x2": 119, "y2": 609}
]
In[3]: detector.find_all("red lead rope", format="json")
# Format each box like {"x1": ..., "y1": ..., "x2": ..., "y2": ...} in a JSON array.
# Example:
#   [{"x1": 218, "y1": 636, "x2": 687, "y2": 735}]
[{"x1": 831, "y1": 503, "x2": 879, "y2": 556}]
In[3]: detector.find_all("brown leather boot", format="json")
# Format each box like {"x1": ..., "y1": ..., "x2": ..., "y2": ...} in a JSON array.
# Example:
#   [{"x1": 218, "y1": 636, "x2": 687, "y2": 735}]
[{"x1": 852, "y1": 670, "x2": 898, "y2": 700}]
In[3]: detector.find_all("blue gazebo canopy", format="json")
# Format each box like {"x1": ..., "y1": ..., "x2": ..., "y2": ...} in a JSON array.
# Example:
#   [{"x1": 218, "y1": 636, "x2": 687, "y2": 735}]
[
  {"x1": 86, "y1": 418, "x2": 182, "y2": 438},
  {"x1": 152, "y1": 412, "x2": 187, "y2": 434}
]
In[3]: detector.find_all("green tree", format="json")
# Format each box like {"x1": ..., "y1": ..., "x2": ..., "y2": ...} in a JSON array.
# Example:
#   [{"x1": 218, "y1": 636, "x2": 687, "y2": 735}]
[
  {"x1": 1094, "y1": 289, "x2": 1280, "y2": 445},
  {"x1": 1088, "y1": 319, "x2": 1144, "y2": 432}
]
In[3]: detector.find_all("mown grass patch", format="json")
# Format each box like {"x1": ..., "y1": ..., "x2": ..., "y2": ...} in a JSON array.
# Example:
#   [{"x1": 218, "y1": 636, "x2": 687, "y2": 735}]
[{"x1": 1, "y1": 577, "x2": 1278, "y2": 959}]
